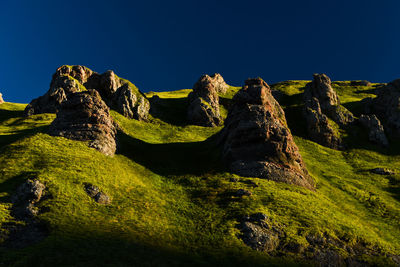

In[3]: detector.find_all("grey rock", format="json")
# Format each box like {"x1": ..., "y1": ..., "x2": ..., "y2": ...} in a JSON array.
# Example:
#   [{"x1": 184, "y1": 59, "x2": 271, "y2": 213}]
[
  {"x1": 187, "y1": 74, "x2": 222, "y2": 127},
  {"x1": 219, "y1": 78, "x2": 315, "y2": 190},
  {"x1": 240, "y1": 222, "x2": 279, "y2": 252},
  {"x1": 48, "y1": 90, "x2": 117, "y2": 156},
  {"x1": 359, "y1": 114, "x2": 388, "y2": 147},
  {"x1": 350, "y1": 80, "x2": 372, "y2": 87},
  {"x1": 84, "y1": 183, "x2": 111, "y2": 205},
  {"x1": 370, "y1": 79, "x2": 400, "y2": 135},
  {"x1": 304, "y1": 74, "x2": 354, "y2": 126},
  {"x1": 113, "y1": 84, "x2": 150, "y2": 120},
  {"x1": 11, "y1": 179, "x2": 45, "y2": 205},
  {"x1": 303, "y1": 97, "x2": 342, "y2": 149}
]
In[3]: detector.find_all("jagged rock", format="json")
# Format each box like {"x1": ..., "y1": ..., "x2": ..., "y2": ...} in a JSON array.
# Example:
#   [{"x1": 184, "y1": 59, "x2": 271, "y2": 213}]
[
  {"x1": 370, "y1": 79, "x2": 400, "y2": 135},
  {"x1": 303, "y1": 97, "x2": 342, "y2": 149},
  {"x1": 370, "y1": 168, "x2": 395, "y2": 175},
  {"x1": 359, "y1": 115, "x2": 388, "y2": 147},
  {"x1": 219, "y1": 78, "x2": 314, "y2": 190},
  {"x1": 304, "y1": 74, "x2": 354, "y2": 126},
  {"x1": 25, "y1": 65, "x2": 150, "y2": 120},
  {"x1": 239, "y1": 213, "x2": 280, "y2": 252},
  {"x1": 351, "y1": 80, "x2": 372, "y2": 86},
  {"x1": 48, "y1": 90, "x2": 117, "y2": 156},
  {"x1": 84, "y1": 183, "x2": 111, "y2": 204},
  {"x1": 11, "y1": 179, "x2": 45, "y2": 207},
  {"x1": 0, "y1": 93, "x2": 4, "y2": 104},
  {"x1": 187, "y1": 74, "x2": 222, "y2": 127},
  {"x1": 208, "y1": 73, "x2": 229, "y2": 94}
]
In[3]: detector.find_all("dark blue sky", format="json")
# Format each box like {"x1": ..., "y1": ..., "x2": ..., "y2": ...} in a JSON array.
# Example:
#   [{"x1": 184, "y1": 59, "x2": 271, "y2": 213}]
[{"x1": 1, "y1": 0, "x2": 400, "y2": 103}]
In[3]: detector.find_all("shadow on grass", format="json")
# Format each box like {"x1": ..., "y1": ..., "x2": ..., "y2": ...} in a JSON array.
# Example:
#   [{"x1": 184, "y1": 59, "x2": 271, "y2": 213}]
[
  {"x1": 0, "y1": 109, "x2": 24, "y2": 124},
  {"x1": 149, "y1": 97, "x2": 189, "y2": 126},
  {"x1": 116, "y1": 131, "x2": 225, "y2": 176},
  {"x1": 0, "y1": 228, "x2": 304, "y2": 267},
  {"x1": 0, "y1": 125, "x2": 50, "y2": 149}
]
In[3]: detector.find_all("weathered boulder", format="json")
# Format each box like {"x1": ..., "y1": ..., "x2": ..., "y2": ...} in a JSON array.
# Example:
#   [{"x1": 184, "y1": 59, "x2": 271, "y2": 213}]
[
  {"x1": 84, "y1": 183, "x2": 111, "y2": 205},
  {"x1": 11, "y1": 179, "x2": 46, "y2": 219},
  {"x1": 303, "y1": 97, "x2": 342, "y2": 149},
  {"x1": 359, "y1": 114, "x2": 388, "y2": 147},
  {"x1": 25, "y1": 65, "x2": 150, "y2": 120},
  {"x1": 304, "y1": 74, "x2": 354, "y2": 126},
  {"x1": 370, "y1": 79, "x2": 400, "y2": 135},
  {"x1": 48, "y1": 90, "x2": 117, "y2": 156},
  {"x1": 0, "y1": 93, "x2": 4, "y2": 104},
  {"x1": 187, "y1": 74, "x2": 222, "y2": 127},
  {"x1": 219, "y1": 78, "x2": 314, "y2": 190}
]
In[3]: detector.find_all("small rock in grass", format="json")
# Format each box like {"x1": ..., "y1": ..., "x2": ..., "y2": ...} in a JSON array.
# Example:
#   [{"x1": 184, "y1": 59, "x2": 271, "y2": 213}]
[
  {"x1": 370, "y1": 168, "x2": 395, "y2": 175},
  {"x1": 84, "y1": 183, "x2": 111, "y2": 205},
  {"x1": 236, "y1": 189, "x2": 252, "y2": 197},
  {"x1": 229, "y1": 178, "x2": 239, "y2": 182}
]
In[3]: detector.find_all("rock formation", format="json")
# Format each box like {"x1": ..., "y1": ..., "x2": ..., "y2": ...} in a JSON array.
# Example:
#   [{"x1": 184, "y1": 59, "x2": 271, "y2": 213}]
[
  {"x1": 219, "y1": 78, "x2": 314, "y2": 190},
  {"x1": 303, "y1": 74, "x2": 355, "y2": 149},
  {"x1": 0, "y1": 93, "x2": 4, "y2": 104},
  {"x1": 304, "y1": 74, "x2": 354, "y2": 126},
  {"x1": 370, "y1": 79, "x2": 400, "y2": 135},
  {"x1": 48, "y1": 90, "x2": 117, "y2": 156},
  {"x1": 208, "y1": 73, "x2": 229, "y2": 94},
  {"x1": 187, "y1": 74, "x2": 222, "y2": 127},
  {"x1": 350, "y1": 80, "x2": 372, "y2": 86},
  {"x1": 303, "y1": 98, "x2": 342, "y2": 149},
  {"x1": 25, "y1": 65, "x2": 150, "y2": 120},
  {"x1": 359, "y1": 114, "x2": 388, "y2": 147}
]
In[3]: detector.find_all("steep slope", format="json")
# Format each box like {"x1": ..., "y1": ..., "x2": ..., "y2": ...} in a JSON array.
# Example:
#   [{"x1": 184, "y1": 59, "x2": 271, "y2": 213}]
[{"x1": 0, "y1": 79, "x2": 399, "y2": 266}]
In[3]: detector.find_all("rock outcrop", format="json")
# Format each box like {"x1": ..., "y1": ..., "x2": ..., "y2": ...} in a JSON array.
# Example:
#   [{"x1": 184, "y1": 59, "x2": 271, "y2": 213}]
[
  {"x1": 359, "y1": 114, "x2": 388, "y2": 147},
  {"x1": 187, "y1": 74, "x2": 222, "y2": 127},
  {"x1": 219, "y1": 78, "x2": 314, "y2": 190},
  {"x1": 303, "y1": 97, "x2": 342, "y2": 149},
  {"x1": 350, "y1": 80, "x2": 372, "y2": 86},
  {"x1": 0, "y1": 93, "x2": 4, "y2": 104},
  {"x1": 208, "y1": 73, "x2": 229, "y2": 94},
  {"x1": 303, "y1": 74, "x2": 355, "y2": 149},
  {"x1": 25, "y1": 65, "x2": 150, "y2": 120},
  {"x1": 304, "y1": 74, "x2": 354, "y2": 126},
  {"x1": 370, "y1": 79, "x2": 400, "y2": 135},
  {"x1": 48, "y1": 90, "x2": 117, "y2": 156}
]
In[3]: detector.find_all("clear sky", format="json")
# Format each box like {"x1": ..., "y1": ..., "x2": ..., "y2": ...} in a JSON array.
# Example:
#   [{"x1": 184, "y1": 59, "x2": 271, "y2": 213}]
[{"x1": 1, "y1": 0, "x2": 400, "y2": 103}]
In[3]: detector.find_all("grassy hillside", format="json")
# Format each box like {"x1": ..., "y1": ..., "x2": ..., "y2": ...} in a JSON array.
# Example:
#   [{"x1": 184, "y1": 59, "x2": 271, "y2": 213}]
[{"x1": 0, "y1": 80, "x2": 399, "y2": 266}]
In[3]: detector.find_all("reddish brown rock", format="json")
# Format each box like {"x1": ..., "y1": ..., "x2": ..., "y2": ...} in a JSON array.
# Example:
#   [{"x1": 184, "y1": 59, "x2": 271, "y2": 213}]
[
  {"x1": 219, "y1": 78, "x2": 314, "y2": 190},
  {"x1": 0, "y1": 93, "x2": 3, "y2": 104},
  {"x1": 187, "y1": 74, "x2": 222, "y2": 127},
  {"x1": 48, "y1": 90, "x2": 117, "y2": 156}
]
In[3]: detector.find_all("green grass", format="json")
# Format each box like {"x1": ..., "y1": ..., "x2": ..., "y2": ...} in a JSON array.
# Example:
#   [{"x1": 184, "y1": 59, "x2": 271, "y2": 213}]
[{"x1": 0, "y1": 80, "x2": 399, "y2": 266}]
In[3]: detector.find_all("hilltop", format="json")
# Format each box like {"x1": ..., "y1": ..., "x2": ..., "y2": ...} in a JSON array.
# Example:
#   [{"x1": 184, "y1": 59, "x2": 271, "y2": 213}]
[{"x1": 0, "y1": 66, "x2": 399, "y2": 266}]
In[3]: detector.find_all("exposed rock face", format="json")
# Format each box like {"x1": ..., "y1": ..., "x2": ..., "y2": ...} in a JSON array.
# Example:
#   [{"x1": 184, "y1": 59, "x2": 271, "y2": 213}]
[
  {"x1": 187, "y1": 74, "x2": 222, "y2": 127},
  {"x1": 25, "y1": 65, "x2": 150, "y2": 120},
  {"x1": 304, "y1": 74, "x2": 354, "y2": 126},
  {"x1": 219, "y1": 78, "x2": 314, "y2": 190},
  {"x1": 208, "y1": 73, "x2": 228, "y2": 94},
  {"x1": 359, "y1": 115, "x2": 388, "y2": 147},
  {"x1": 0, "y1": 93, "x2": 3, "y2": 104},
  {"x1": 48, "y1": 90, "x2": 117, "y2": 156},
  {"x1": 303, "y1": 97, "x2": 342, "y2": 149},
  {"x1": 370, "y1": 79, "x2": 400, "y2": 135}
]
